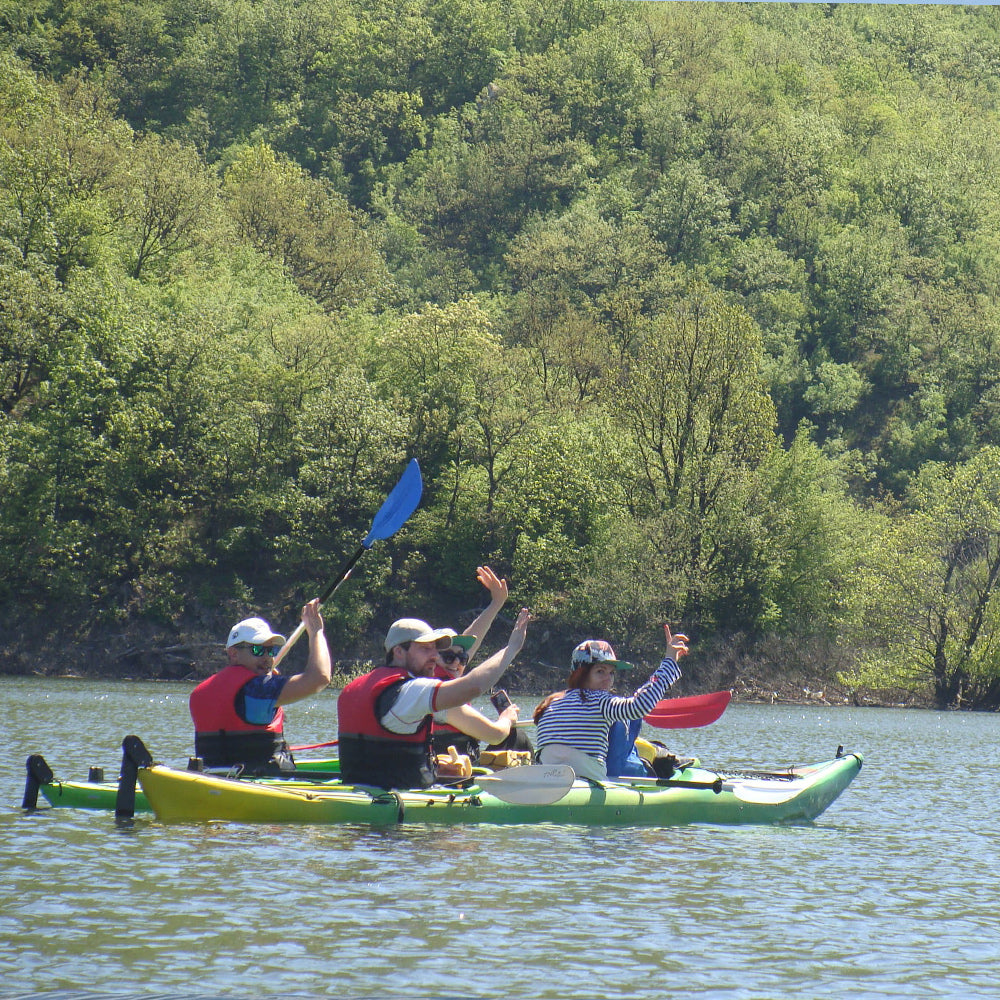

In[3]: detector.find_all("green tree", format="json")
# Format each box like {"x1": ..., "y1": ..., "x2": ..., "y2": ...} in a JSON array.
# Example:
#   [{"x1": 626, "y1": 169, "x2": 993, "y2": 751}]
[
  {"x1": 222, "y1": 143, "x2": 389, "y2": 310},
  {"x1": 368, "y1": 297, "x2": 499, "y2": 477},
  {"x1": 112, "y1": 132, "x2": 220, "y2": 280},
  {"x1": 641, "y1": 159, "x2": 735, "y2": 270},
  {"x1": 0, "y1": 254, "x2": 67, "y2": 416},
  {"x1": 503, "y1": 183, "x2": 670, "y2": 397},
  {"x1": 723, "y1": 235, "x2": 810, "y2": 440},
  {"x1": 0, "y1": 60, "x2": 124, "y2": 282},
  {"x1": 601, "y1": 285, "x2": 777, "y2": 629},
  {"x1": 845, "y1": 448, "x2": 1000, "y2": 709}
]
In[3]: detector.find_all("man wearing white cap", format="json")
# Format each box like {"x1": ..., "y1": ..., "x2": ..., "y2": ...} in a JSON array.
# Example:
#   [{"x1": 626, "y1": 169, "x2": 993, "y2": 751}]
[
  {"x1": 189, "y1": 598, "x2": 331, "y2": 773},
  {"x1": 337, "y1": 608, "x2": 531, "y2": 789}
]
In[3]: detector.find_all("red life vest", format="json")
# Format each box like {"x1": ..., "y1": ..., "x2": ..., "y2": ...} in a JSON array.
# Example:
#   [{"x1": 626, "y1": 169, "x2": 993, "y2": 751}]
[
  {"x1": 338, "y1": 667, "x2": 436, "y2": 789},
  {"x1": 189, "y1": 664, "x2": 287, "y2": 769}
]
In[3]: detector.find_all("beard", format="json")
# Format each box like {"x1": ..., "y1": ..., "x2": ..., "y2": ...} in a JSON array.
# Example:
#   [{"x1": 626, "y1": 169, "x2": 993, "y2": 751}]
[{"x1": 407, "y1": 651, "x2": 435, "y2": 677}]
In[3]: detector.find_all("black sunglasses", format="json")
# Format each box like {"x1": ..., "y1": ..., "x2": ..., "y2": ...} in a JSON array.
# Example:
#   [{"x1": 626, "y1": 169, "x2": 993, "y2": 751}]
[{"x1": 440, "y1": 649, "x2": 469, "y2": 666}]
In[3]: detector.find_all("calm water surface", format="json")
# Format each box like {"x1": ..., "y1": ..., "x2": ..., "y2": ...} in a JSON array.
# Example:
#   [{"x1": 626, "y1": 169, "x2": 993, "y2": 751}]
[{"x1": 2, "y1": 677, "x2": 999, "y2": 999}]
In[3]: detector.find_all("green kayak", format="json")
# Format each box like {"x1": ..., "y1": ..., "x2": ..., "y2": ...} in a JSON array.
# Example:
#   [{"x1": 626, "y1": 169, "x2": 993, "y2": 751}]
[
  {"x1": 23, "y1": 753, "x2": 342, "y2": 814},
  {"x1": 25, "y1": 739, "x2": 862, "y2": 827},
  {"x1": 129, "y1": 741, "x2": 861, "y2": 828}
]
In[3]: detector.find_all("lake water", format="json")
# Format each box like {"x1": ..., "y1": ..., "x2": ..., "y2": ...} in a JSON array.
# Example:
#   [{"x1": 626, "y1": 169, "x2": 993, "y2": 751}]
[{"x1": 2, "y1": 676, "x2": 999, "y2": 999}]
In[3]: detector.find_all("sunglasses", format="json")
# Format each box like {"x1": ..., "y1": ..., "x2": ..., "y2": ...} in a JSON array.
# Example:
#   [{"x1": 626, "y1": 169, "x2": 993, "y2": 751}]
[
  {"x1": 243, "y1": 643, "x2": 280, "y2": 657},
  {"x1": 440, "y1": 649, "x2": 469, "y2": 666}
]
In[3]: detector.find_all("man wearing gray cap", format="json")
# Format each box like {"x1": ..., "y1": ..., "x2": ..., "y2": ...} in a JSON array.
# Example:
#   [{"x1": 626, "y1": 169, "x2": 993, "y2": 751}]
[
  {"x1": 337, "y1": 608, "x2": 531, "y2": 789},
  {"x1": 189, "y1": 598, "x2": 331, "y2": 773}
]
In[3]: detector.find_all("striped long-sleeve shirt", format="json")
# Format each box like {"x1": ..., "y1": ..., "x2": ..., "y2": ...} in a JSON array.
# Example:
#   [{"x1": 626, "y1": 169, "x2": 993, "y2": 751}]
[{"x1": 535, "y1": 657, "x2": 682, "y2": 766}]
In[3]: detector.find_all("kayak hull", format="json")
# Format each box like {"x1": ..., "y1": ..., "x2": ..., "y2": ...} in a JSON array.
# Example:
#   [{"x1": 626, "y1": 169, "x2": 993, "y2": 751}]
[
  {"x1": 35, "y1": 756, "x2": 341, "y2": 813},
  {"x1": 138, "y1": 765, "x2": 402, "y2": 825},
  {"x1": 134, "y1": 754, "x2": 862, "y2": 827},
  {"x1": 39, "y1": 777, "x2": 151, "y2": 812}
]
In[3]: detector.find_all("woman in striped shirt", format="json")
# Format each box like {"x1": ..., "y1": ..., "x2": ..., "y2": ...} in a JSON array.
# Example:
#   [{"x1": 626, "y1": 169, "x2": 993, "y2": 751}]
[{"x1": 532, "y1": 625, "x2": 688, "y2": 781}]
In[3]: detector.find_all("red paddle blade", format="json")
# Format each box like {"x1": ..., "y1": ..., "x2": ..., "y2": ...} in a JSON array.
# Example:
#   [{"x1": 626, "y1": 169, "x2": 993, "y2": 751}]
[
  {"x1": 289, "y1": 740, "x2": 339, "y2": 752},
  {"x1": 644, "y1": 690, "x2": 732, "y2": 729}
]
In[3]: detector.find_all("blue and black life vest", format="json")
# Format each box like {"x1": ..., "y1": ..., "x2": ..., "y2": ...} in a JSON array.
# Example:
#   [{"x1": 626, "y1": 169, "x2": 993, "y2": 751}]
[{"x1": 189, "y1": 664, "x2": 290, "y2": 772}]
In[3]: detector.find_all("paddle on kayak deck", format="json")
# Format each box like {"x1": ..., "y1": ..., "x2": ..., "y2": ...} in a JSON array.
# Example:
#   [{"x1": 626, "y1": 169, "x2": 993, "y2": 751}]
[{"x1": 470, "y1": 764, "x2": 576, "y2": 805}]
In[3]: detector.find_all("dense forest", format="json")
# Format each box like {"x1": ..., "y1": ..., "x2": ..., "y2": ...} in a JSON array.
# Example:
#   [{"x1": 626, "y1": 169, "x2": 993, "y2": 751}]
[{"x1": 3, "y1": 0, "x2": 1000, "y2": 707}]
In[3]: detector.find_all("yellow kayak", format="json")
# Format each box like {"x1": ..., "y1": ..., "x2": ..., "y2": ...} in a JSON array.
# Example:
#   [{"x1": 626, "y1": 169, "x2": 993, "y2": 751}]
[{"x1": 133, "y1": 747, "x2": 863, "y2": 827}]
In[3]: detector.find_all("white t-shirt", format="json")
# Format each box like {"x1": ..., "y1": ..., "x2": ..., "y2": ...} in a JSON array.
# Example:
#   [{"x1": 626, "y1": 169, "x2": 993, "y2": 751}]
[{"x1": 379, "y1": 676, "x2": 448, "y2": 734}]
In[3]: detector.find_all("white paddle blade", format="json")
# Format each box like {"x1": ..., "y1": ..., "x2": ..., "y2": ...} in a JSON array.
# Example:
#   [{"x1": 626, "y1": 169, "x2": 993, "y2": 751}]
[
  {"x1": 476, "y1": 764, "x2": 576, "y2": 805},
  {"x1": 726, "y1": 779, "x2": 800, "y2": 805}
]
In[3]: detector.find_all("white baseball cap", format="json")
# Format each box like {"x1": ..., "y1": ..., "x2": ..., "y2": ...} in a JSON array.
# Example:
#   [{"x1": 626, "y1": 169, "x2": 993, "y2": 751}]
[{"x1": 226, "y1": 617, "x2": 286, "y2": 648}]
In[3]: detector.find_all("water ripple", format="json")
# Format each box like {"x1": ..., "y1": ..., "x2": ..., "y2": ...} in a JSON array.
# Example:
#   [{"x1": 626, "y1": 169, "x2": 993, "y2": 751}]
[{"x1": 5, "y1": 686, "x2": 1000, "y2": 998}]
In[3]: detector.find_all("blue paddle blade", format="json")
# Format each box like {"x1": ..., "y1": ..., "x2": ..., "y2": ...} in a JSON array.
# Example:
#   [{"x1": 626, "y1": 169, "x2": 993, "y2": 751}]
[{"x1": 363, "y1": 458, "x2": 423, "y2": 547}]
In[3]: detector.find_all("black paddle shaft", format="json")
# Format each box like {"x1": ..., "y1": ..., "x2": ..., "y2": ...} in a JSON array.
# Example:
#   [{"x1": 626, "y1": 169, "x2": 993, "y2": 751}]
[
  {"x1": 655, "y1": 777, "x2": 724, "y2": 794},
  {"x1": 317, "y1": 544, "x2": 366, "y2": 605}
]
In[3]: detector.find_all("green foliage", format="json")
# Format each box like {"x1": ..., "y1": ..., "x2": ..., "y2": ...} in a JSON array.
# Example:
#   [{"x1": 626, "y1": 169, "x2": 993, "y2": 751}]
[
  {"x1": 0, "y1": 61, "x2": 124, "y2": 282},
  {"x1": 642, "y1": 159, "x2": 735, "y2": 269},
  {"x1": 222, "y1": 142, "x2": 389, "y2": 310},
  {"x1": 562, "y1": 513, "x2": 678, "y2": 652},
  {"x1": 368, "y1": 297, "x2": 500, "y2": 477},
  {"x1": 596, "y1": 285, "x2": 779, "y2": 631},
  {"x1": 6, "y1": 6, "x2": 1000, "y2": 705},
  {"x1": 844, "y1": 448, "x2": 1000, "y2": 709},
  {"x1": 750, "y1": 430, "x2": 867, "y2": 635},
  {"x1": 723, "y1": 235, "x2": 809, "y2": 438},
  {"x1": 112, "y1": 132, "x2": 221, "y2": 280}
]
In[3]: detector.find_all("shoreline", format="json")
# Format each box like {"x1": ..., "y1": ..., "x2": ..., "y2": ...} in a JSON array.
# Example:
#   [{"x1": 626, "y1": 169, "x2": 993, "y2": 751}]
[
  {"x1": 10, "y1": 666, "x2": 936, "y2": 712},
  {"x1": 3, "y1": 624, "x2": 938, "y2": 710}
]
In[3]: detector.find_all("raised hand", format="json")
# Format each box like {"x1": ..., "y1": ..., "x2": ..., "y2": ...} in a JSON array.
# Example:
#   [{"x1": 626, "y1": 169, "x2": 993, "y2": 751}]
[
  {"x1": 477, "y1": 565, "x2": 509, "y2": 608},
  {"x1": 664, "y1": 624, "x2": 689, "y2": 660},
  {"x1": 302, "y1": 597, "x2": 324, "y2": 636},
  {"x1": 508, "y1": 607, "x2": 531, "y2": 652}
]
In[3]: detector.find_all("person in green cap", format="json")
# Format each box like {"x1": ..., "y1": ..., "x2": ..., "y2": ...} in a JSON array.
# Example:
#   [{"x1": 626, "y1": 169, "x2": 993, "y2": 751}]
[{"x1": 431, "y1": 566, "x2": 524, "y2": 761}]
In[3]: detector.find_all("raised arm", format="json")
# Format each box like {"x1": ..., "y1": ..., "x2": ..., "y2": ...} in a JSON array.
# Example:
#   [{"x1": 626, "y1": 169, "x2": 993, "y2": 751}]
[
  {"x1": 276, "y1": 599, "x2": 332, "y2": 704},
  {"x1": 602, "y1": 623, "x2": 688, "y2": 721},
  {"x1": 460, "y1": 566, "x2": 509, "y2": 660},
  {"x1": 441, "y1": 701, "x2": 520, "y2": 744},
  {"x1": 434, "y1": 607, "x2": 530, "y2": 711}
]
